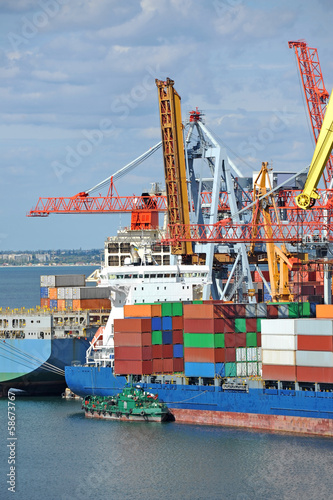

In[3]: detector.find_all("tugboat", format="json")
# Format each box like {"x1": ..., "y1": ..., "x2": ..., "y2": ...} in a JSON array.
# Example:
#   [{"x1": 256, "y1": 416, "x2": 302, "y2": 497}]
[{"x1": 82, "y1": 384, "x2": 170, "y2": 422}]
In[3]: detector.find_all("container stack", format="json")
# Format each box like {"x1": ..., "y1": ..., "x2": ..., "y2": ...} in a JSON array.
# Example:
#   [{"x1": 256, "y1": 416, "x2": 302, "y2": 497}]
[
  {"x1": 40, "y1": 275, "x2": 110, "y2": 311},
  {"x1": 114, "y1": 317, "x2": 153, "y2": 375},
  {"x1": 261, "y1": 306, "x2": 333, "y2": 384}
]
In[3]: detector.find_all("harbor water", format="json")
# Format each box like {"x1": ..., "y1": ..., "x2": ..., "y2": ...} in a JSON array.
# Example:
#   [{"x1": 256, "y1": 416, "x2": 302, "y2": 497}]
[{"x1": 0, "y1": 267, "x2": 333, "y2": 499}]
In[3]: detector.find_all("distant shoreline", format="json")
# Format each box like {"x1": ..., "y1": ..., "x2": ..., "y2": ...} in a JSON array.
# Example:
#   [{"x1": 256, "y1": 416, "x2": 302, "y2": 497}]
[{"x1": 0, "y1": 264, "x2": 99, "y2": 269}]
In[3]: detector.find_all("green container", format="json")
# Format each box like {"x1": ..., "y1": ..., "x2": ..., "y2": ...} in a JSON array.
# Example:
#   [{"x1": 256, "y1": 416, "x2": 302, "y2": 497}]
[
  {"x1": 288, "y1": 302, "x2": 301, "y2": 318},
  {"x1": 300, "y1": 302, "x2": 311, "y2": 318},
  {"x1": 151, "y1": 331, "x2": 162, "y2": 345},
  {"x1": 184, "y1": 333, "x2": 215, "y2": 348},
  {"x1": 225, "y1": 362, "x2": 237, "y2": 377},
  {"x1": 215, "y1": 333, "x2": 225, "y2": 348},
  {"x1": 235, "y1": 317, "x2": 246, "y2": 333},
  {"x1": 161, "y1": 302, "x2": 173, "y2": 317},
  {"x1": 256, "y1": 318, "x2": 261, "y2": 333},
  {"x1": 192, "y1": 300, "x2": 203, "y2": 304},
  {"x1": 171, "y1": 302, "x2": 183, "y2": 317},
  {"x1": 246, "y1": 331, "x2": 257, "y2": 347}
]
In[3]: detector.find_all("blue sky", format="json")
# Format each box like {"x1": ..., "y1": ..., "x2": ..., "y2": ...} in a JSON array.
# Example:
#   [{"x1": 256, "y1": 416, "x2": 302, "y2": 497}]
[{"x1": 0, "y1": 0, "x2": 332, "y2": 251}]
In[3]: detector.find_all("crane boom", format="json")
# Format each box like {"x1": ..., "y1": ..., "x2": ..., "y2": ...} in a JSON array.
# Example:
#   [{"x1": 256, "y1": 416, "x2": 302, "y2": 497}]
[
  {"x1": 155, "y1": 78, "x2": 192, "y2": 256},
  {"x1": 296, "y1": 91, "x2": 333, "y2": 209}
]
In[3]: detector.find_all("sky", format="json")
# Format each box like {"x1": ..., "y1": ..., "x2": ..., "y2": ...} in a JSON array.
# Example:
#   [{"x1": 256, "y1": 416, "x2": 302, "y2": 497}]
[{"x1": 0, "y1": 0, "x2": 332, "y2": 251}]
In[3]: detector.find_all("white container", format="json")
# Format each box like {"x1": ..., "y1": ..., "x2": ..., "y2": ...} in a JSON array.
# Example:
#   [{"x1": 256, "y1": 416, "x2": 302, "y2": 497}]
[
  {"x1": 261, "y1": 334, "x2": 296, "y2": 350},
  {"x1": 262, "y1": 349, "x2": 296, "y2": 366},
  {"x1": 296, "y1": 350, "x2": 333, "y2": 368},
  {"x1": 245, "y1": 304, "x2": 256, "y2": 318},
  {"x1": 261, "y1": 319, "x2": 296, "y2": 336},
  {"x1": 295, "y1": 319, "x2": 333, "y2": 336},
  {"x1": 57, "y1": 287, "x2": 65, "y2": 299},
  {"x1": 246, "y1": 347, "x2": 257, "y2": 362},
  {"x1": 257, "y1": 347, "x2": 262, "y2": 362},
  {"x1": 72, "y1": 287, "x2": 81, "y2": 299},
  {"x1": 256, "y1": 303, "x2": 267, "y2": 317},
  {"x1": 236, "y1": 348, "x2": 243, "y2": 362},
  {"x1": 65, "y1": 287, "x2": 73, "y2": 299},
  {"x1": 258, "y1": 362, "x2": 262, "y2": 376},
  {"x1": 277, "y1": 305, "x2": 289, "y2": 319},
  {"x1": 247, "y1": 362, "x2": 258, "y2": 376}
]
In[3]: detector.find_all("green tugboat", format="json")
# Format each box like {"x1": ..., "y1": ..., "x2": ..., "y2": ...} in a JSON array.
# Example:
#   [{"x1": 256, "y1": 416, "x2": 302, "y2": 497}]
[{"x1": 82, "y1": 384, "x2": 170, "y2": 422}]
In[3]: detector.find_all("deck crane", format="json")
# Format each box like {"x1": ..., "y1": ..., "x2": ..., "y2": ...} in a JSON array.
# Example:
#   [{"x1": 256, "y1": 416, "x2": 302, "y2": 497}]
[
  {"x1": 249, "y1": 162, "x2": 293, "y2": 302},
  {"x1": 289, "y1": 40, "x2": 333, "y2": 189},
  {"x1": 295, "y1": 91, "x2": 333, "y2": 209}
]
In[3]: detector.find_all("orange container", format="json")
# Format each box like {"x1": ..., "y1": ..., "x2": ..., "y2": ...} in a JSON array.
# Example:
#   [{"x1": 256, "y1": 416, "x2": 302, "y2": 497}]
[
  {"x1": 114, "y1": 318, "x2": 151, "y2": 333},
  {"x1": 72, "y1": 299, "x2": 81, "y2": 311},
  {"x1": 57, "y1": 299, "x2": 66, "y2": 311},
  {"x1": 162, "y1": 358, "x2": 174, "y2": 373},
  {"x1": 184, "y1": 347, "x2": 224, "y2": 363},
  {"x1": 297, "y1": 335, "x2": 333, "y2": 351},
  {"x1": 78, "y1": 299, "x2": 111, "y2": 310},
  {"x1": 114, "y1": 360, "x2": 152, "y2": 375},
  {"x1": 172, "y1": 316, "x2": 183, "y2": 330},
  {"x1": 316, "y1": 304, "x2": 333, "y2": 318},
  {"x1": 40, "y1": 298, "x2": 50, "y2": 308},
  {"x1": 124, "y1": 303, "x2": 161, "y2": 318},
  {"x1": 152, "y1": 358, "x2": 163, "y2": 373},
  {"x1": 114, "y1": 346, "x2": 152, "y2": 361},
  {"x1": 48, "y1": 287, "x2": 57, "y2": 300},
  {"x1": 183, "y1": 303, "x2": 215, "y2": 319},
  {"x1": 114, "y1": 332, "x2": 151, "y2": 347}
]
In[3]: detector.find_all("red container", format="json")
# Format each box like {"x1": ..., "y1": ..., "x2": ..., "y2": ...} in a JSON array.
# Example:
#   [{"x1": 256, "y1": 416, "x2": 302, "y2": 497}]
[
  {"x1": 75, "y1": 299, "x2": 111, "y2": 310},
  {"x1": 152, "y1": 345, "x2": 162, "y2": 359},
  {"x1": 219, "y1": 304, "x2": 236, "y2": 318},
  {"x1": 262, "y1": 364, "x2": 296, "y2": 381},
  {"x1": 235, "y1": 333, "x2": 246, "y2": 348},
  {"x1": 183, "y1": 303, "x2": 215, "y2": 319},
  {"x1": 114, "y1": 318, "x2": 151, "y2": 333},
  {"x1": 223, "y1": 318, "x2": 235, "y2": 333},
  {"x1": 163, "y1": 358, "x2": 174, "y2": 373},
  {"x1": 172, "y1": 316, "x2": 183, "y2": 330},
  {"x1": 183, "y1": 318, "x2": 224, "y2": 334},
  {"x1": 256, "y1": 332, "x2": 262, "y2": 347},
  {"x1": 173, "y1": 330, "x2": 183, "y2": 344},
  {"x1": 114, "y1": 332, "x2": 151, "y2": 347},
  {"x1": 296, "y1": 366, "x2": 333, "y2": 384},
  {"x1": 162, "y1": 344, "x2": 173, "y2": 359},
  {"x1": 114, "y1": 360, "x2": 152, "y2": 375},
  {"x1": 40, "y1": 298, "x2": 50, "y2": 307},
  {"x1": 246, "y1": 318, "x2": 257, "y2": 333},
  {"x1": 215, "y1": 348, "x2": 225, "y2": 363},
  {"x1": 297, "y1": 335, "x2": 333, "y2": 352},
  {"x1": 173, "y1": 358, "x2": 184, "y2": 372},
  {"x1": 235, "y1": 304, "x2": 246, "y2": 317},
  {"x1": 114, "y1": 346, "x2": 152, "y2": 361},
  {"x1": 224, "y1": 333, "x2": 235, "y2": 348},
  {"x1": 184, "y1": 347, "x2": 224, "y2": 363},
  {"x1": 152, "y1": 358, "x2": 163, "y2": 373},
  {"x1": 267, "y1": 305, "x2": 278, "y2": 318},
  {"x1": 225, "y1": 347, "x2": 236, "y2": 362}
]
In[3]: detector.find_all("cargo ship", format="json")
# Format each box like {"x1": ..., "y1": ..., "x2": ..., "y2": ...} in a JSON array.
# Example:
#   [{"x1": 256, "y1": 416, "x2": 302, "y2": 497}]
[
  {"x1": 64, "y1": 247, "x2": 333, "y2": 437},
  {"x1": 0, "y1": 273, "x2": 110, "y2": 396}
]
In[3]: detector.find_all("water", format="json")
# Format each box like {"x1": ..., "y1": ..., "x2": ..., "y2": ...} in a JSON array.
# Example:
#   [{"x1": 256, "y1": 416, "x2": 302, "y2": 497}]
[{"x1": 0, "y1": 267, "x2": 333, "y2": 499}]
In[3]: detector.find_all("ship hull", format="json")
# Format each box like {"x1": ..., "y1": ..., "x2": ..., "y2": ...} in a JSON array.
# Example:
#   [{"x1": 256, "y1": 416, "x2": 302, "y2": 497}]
[
  {"x1": 0, "y1": 337, "x2": 93, "y2": 396},
  {"x1": 65, "y1": 366, "x2": 333, "y2": 436}
]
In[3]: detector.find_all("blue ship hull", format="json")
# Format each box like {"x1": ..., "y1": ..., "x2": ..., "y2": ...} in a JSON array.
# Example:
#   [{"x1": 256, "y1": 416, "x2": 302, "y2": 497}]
[
  {"x1": 0, "y1": 337, "x2": 93, "y2": 396},
  {"x1": 65, "y1": 365, "x2": 333, "y2": 436}
]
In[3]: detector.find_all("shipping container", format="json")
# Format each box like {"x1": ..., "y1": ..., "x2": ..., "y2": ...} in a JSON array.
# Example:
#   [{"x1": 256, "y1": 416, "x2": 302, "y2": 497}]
[
  {"x1": 57, "y1": 287, "x2": 65, "y2": 299},
  {"x1": 315, "y1": 304, "x2": 333, "y2": 318},
  {"x1": 65, "y1": 287, "x2": 73, "y2": 299},
  {"x1": 225, "y1": 347, "x2": 236, "y2": 362},
  {"x1": 261, "y1": 334, "x2": 297, "y2": 350},
  {"x1": 162, "y1": 358, "x2": 174, "y2": 373},
  {"x1": 54, "y1": 274, "x2": 85, "y2": 287},
  {"x1": 235, "y1": 332, "x2": 247, "y2": 348},
  {"x1": 256, "y1": 303, "x2": 267, "y2": 318},
  {"x1": 224, "y1": 333, "x2": 235, "y2": 348},
  {"x1": 152, "y1": 358, "x2": 163, "y2": 373},
  {"x1": 223, "y1": 318, "x2": 235, "y2": 333},
  {"x1": 151, "y1": 331, "x2": 162, "y2": 345},
  {"x1": 184, "y1": 317, "x2": 224, "y2": 334},
  {"x1": 262, "y1": 350, "x2": 296, "y2": 366},
  {"x1": 246, "y1": 331, "x2": 257, "y2": 347},
  {"x1": 225, "y1": 362, "x2": 236, "y2": 377},
  {"x1": 172, "y1": 330, "x2": 183, "y2": 344},
  {"x1": 162, "y1": 330, "x2": 173, "y2": 345},
  {"x1": 262, "y1": 364, "x2": 296, "y2": 381},
  {"x1": 79, "y1": 287, "x2": 110, "y2": 300},
  {"x1": 40, "y1": 287, "x2": 49, "y2": 298},
  {"x1": 245, "y1": 304, "x2": 256, "y2": 318},
  {"x1": 114, "y1": 360, "x2": 152, "y2": 375},
  {"x1": 124, "y1": 303, "x2": 161, "y2": 318},
  {"x1": 114, "y1": 332, "x2": 151, "y2": 347},
  {"x1": 173, "y1": 344, "x2": 184, "y2": 358},
  {"x1": 236, "y1": 347, "x2": 247, "y2": 362},
  {"x1": 162, "y1": 344, "x2": 173, "y2": 359},
  {"x1": 161, "y1": 302, "x2": 173, "y2": 317},
  {"x1": 172, "y1": 316, "x2": 183, "y2": 330},
  {"x1": 183, "y1": 303, "x2": 215, "y2": 319},
  {"x1": 184, "y1": 362, "x2": 215, "y2": 378},
  {"x1": 295, "y1": 318, "x2": 333, "y2": 335},
  {"x1": 261, "y1": 319, "x2": 297, "y2": 336},
  {"x1": 65, "y1": 299, "x2": 72, "y2": 309},
  {"x1": 72, "y1": 299, "x2": 111, "y2": 310},
  {"x1": 57, "y1": 299, "x2": 66, "y2": 311},
  {"x1": 49, "y1": 299, "x2": 58, "y2": 309},
  {"x1": 151, "y1": 317, "x2": 162, "y2": 331},
  {"x1": 235, "y1": 318, "x2": 246, "y2": 333},
  {"x1": 171, "y1": 302, "x2": 183, "y2": 316},
  {"x1": 114, "y1": 346, "x2": 152, "y2": 361},
  {"x1": 173, "y1": 358, "x2": 184, "y2": 372},
  {"x1": 162, "y1": 316, "x2": 172, "y2": 331},
  {"x1": 184, "y1": 347, "x2": 224, "y2": 363},
  {"x1": 297, "y1": 335, "x2": 333, "y2": 351},
  {"x1": 296, "y1": 351, "x2": 333, "y2": 368},
  {"x1": 114, "y1": 318, "x2": 151, "y2": 333},
  {"x1": 152, "y1": 345, "x2": 163, "y2": 358},
  {"x1": 296, "y1": 366, "x2": 333, "y2": 384},
  {"x1": 49, "y1": 288, "x2": 57, "y2": 300},
  {"x1": 256, "y1": 332, "x2": 262, "y2": 347},
  {"x1": 40, "y1": 298, "x2": 50, "y2": 308}
]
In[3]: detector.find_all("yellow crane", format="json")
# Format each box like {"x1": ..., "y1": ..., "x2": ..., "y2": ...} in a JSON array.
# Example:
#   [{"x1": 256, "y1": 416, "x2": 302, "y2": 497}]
[
  {"x1": 250, "y1": 162, "x2": 293, "y2": 302},
  {"x1": 296, "y1": 90, "x2": 333, "y2": 209}
]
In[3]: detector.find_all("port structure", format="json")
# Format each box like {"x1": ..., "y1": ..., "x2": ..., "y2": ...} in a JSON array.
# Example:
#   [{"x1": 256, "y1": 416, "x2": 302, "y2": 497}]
[{"x1": 289, "y1": 39, "x2": 333, "y2": 189}]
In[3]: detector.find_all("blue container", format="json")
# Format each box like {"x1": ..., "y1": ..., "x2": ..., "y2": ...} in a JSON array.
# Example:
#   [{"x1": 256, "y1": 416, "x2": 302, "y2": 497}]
[
  {"x1": 263, "y1": 293, "x2": 271, "y2": 302},
  {"x1": 151, "y1": 317, "x2": 162, "y2": 331},
  {"x1": 173, "y1": 344, "x2": 183, "y2": 358},
  {"x1": 184, "y1": 362, "x2": 215, "y2": 378},
  {"x1": 215, "y1": 362, "x2": 225, "y2": 377},
  {"x1": 162, "y1": 330, "x2": 173, "y2": 345},
  {"x1": 49, "y1": 299, "x2": 57, "y2": 309},
  {"x1": 162, "y1": 316, "x2": 172, "y2": 331},
  {"x1": 40, "y1": 287, "x2": 49, "y2": 298}
]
